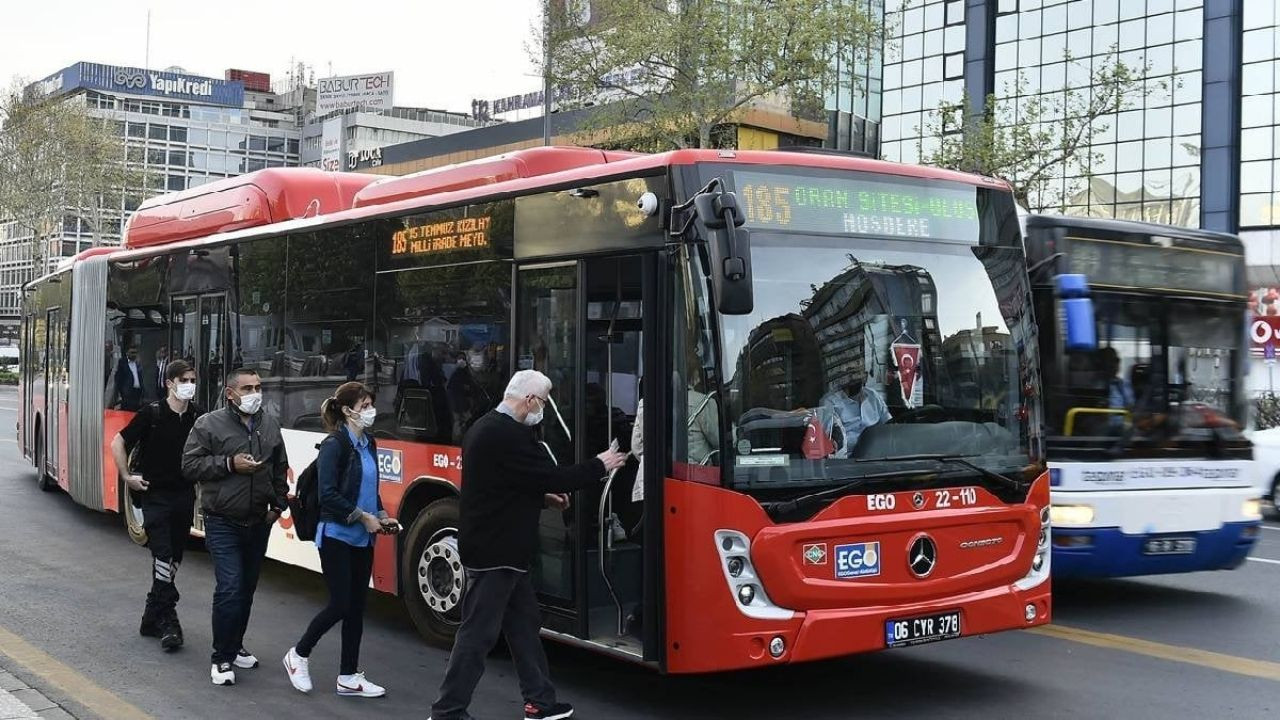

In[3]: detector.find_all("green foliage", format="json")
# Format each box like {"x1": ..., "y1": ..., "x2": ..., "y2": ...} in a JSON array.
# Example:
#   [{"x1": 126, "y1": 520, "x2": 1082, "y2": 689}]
[
  {"x1": 920, "y1": 51, "x2": 1156, "y2": 211},
  {"x1": 1254, "y1": 392, "x2": 1280, "y2": 431},
  {"x1": 0, "y1": 78, "x2": 142, "y2": 272},
  {"x1": 542, "y1": 0, "x2": 880, "y2": 150}
]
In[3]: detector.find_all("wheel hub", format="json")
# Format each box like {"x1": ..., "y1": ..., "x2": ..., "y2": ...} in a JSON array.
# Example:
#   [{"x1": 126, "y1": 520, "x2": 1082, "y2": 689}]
[{"x1": 418, "y1": 531, "x2": 465, "y2": 616}]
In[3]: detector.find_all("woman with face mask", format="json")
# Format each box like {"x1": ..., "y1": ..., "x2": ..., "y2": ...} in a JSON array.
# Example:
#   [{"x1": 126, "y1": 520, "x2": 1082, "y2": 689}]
[{"x1": 284, "y1": 382, "x2": 399, "y2": 698}]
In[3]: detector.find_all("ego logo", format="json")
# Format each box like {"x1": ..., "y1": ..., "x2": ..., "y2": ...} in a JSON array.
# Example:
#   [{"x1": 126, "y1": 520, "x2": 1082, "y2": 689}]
[
  {"x1": 376, "y1": 448, "x2": 403, "y2": 483},
  {"x1": 834, "y1": 541, "x2": 881, "y2": 579}
]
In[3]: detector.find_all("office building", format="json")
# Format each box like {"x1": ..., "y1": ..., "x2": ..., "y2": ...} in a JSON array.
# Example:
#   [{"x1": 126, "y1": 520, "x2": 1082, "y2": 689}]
[{"x1": 0, "y1": 62, "x2": 304, "y2": 326}]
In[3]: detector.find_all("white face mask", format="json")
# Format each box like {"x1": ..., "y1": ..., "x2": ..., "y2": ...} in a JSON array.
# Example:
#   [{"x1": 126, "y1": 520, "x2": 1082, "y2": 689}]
[
  {"x1": 236, "y1": 392, "x2": 263, "y2": 415},
  {"x1": 174, "y1": 382, "x2": 197, "y2": 401},
  {"x1": 524, "y1": 408, "x2": 544, "y2": 426},
  {"x1": 351, "y1": 407, "x2": 376, "y2": 428}
]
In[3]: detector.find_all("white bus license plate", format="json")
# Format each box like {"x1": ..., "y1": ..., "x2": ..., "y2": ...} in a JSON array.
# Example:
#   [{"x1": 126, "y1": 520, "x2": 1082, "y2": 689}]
[
  {"x1": 885, "y1": 610, "x2": 962, "y2": 648},
  {"x1": 1143, "y1": 537, "x2": 1196, "y2": 555}
]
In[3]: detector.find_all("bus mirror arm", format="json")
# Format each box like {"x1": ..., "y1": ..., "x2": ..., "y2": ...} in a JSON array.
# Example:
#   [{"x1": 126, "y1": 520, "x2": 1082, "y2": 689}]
[{"x1": 690, "y1": 179, "x2": 754, "y2": 315}]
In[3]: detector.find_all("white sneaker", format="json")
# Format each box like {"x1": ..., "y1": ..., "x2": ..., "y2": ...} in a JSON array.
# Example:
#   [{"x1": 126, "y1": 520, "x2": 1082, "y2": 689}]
[
  {"x1": 283, "y1": 647, "x2": 312, "y2": 693},
  {"x1": 233, "y1": 648, "x2": 260, "y2": 669},
  {"x1": 336, "y1": 672, "x2": 386, "y2": 698},
  {"x1": 211, "y1": 662, "x2": 236, "y2": 686}
]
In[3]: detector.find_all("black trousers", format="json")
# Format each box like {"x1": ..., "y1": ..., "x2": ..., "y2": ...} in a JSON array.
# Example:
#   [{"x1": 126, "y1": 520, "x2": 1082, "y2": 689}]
[
  {"x1": 296, "y1": 538, "x2": 374, "y2": 675},
  {"x1": 140, "y1": 488, "x2": 195, "y2": 624},
  {"x1": 431, "y1": 568, "x2": 557, "y2": 720}
]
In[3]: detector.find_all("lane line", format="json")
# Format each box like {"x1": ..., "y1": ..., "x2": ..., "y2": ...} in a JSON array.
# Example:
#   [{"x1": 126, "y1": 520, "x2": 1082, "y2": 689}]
[
  {"x1": 1247, "y1": 556, "x2": 1280, "y2": 566},
  {"x1": 0, "y1": 624, "x2": 152, "y2": 720},
  {"x1": 1262, "y1": 525, "x2": 1280, "y2": 532},
  {"x1": 1029, "y1": 624, "x2": 1280, "y2": 683}
]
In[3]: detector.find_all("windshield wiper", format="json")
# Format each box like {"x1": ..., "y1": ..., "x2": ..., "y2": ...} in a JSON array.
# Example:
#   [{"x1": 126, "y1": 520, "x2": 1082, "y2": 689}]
[{"x1": 858, "y1": 453, "x2": 1024, "y2": 492}]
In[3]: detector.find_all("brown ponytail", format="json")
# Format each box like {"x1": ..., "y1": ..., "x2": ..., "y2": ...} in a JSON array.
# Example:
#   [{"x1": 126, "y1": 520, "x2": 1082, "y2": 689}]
[{"x1": 321, "y1": 381, "x2": 374, "y2": 432}]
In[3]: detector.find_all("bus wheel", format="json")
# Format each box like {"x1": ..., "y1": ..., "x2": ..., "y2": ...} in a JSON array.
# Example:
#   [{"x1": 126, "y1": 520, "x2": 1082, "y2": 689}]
[
  {"x1": 34, "y1": 429, "x2": 54, "y2": 492},
  {"x1": 119, "y1": 481, "x2": 148, "y2": 546},
  {"x1": 402, "y1": 498, "x2": 464, "y2": 647}
]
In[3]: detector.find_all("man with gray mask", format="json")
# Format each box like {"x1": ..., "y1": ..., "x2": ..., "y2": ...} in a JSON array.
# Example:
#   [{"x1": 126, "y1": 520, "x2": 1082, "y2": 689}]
[
  {"x1": 429, "y1": 370, "x2": 625, "y2": 720},
  {"x1": 182, "y1": 368, "x2": 289, "y2": 687}
]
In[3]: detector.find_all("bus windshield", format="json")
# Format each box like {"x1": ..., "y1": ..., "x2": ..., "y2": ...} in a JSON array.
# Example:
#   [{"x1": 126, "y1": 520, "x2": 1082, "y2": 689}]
[
  {"x1": 1048, "y1": 293, "x2": 1244, "y2": 440},
  {"x1": 705, "y1": 169, "x2": 1039, "y2": 490}
]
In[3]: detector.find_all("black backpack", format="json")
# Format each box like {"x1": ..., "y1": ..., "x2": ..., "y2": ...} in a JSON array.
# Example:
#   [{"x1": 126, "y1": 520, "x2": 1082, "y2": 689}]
[{"x1": 289, "y1": 437, "x2": 349, "y2": 543}]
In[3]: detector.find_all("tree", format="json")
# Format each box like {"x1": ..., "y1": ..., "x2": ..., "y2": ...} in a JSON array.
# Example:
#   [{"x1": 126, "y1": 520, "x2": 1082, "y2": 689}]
[
  {"x1": 0, "y1": 78, "x2": 138, "y2": 277},
  {"x1": 541, "y1": 0, "x2": 880, "y2": 150},
  {"x1": 920, "y1": 52, "x2": 1159, "y2": 212}
]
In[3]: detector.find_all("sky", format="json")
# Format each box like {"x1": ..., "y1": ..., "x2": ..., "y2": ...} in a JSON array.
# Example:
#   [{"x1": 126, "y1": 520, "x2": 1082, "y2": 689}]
[{"x1": 0, "y1": 0, "x2": 543, "y2": 113}]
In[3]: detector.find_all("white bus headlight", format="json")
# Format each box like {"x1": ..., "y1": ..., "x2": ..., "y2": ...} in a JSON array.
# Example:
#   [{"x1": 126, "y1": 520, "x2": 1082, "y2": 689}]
[
  {"x1": 1050, "y1": 504, "x2": 1095, "y2": 526},
  {"x1": 1243, "y1": 498, "x2": 1262, "y2": 520}
]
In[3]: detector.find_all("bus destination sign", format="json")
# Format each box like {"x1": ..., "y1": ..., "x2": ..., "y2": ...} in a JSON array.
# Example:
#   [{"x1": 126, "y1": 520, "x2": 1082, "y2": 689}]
[
  {"x1": 391, "y1": 215, "x2": 491, "y2": 257},
  {"x1": 1063, "y1": 236, "x2": 1238, "y2": 296},
  {"x1": 731, "y1": 170, "x2": 980, "y2": 242}
]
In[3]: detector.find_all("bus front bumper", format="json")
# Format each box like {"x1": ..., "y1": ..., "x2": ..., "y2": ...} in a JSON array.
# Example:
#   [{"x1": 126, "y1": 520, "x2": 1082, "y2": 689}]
[{"x1": 1051, "y1": 521, "x2": 1260, "y2": 579}]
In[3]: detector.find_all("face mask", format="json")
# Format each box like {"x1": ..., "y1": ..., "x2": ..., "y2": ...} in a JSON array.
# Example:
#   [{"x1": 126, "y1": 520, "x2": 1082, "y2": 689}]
[
  {"x1": 174, "y1": 383, "x2": 197, "y2": 401},
  {"x1": 237, "y1": 392, "x2": 262, "y2": 415},
  {"x1": 352, "y1": 407, "x2": 376, "y2": 428},
  {"x1": 524, "y1": 408, "x2": 544, "y2": 427}
]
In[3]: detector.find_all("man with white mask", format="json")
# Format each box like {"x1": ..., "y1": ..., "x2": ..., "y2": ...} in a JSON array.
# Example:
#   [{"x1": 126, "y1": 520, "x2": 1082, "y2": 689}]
[
  {"x1": 429, "y1": 370, "x2": 625, "y2": 720},
  {"x1": 182, "y1": 368, "x2": 290, "y2": 687},
  {"x1": 110, "y1": 359, "x2": 203, "y2": 653}
]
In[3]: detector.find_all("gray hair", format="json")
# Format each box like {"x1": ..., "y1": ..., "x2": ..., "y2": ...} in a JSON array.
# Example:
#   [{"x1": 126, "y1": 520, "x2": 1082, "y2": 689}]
[{"x1": 504, "y1": 369, "x2": 552, "y2": 400}]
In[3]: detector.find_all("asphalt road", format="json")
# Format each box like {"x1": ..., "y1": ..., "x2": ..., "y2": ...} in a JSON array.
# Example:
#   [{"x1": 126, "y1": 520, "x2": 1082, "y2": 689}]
[{"x1": 0, "y1": 389, "x2": 1277, "y2": 720}]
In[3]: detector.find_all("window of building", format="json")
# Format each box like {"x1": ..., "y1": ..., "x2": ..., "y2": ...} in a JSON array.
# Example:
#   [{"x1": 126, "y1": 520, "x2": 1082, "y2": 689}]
[
  {"x1": 167, "y1": 175, "x2": 185, "y2": 192},
  {"x1": 249, "y1": 135, "x2": 267, "y2": 152},
  {"x1": 127, "y1": 122, "x2": 146, "y2": 139},
  {"x1": 147, "y1": 124, "x2": 167, "y2": 141},
  {"x1": 146, "y1": 148, "x2": 166, "y2": 166},
  {"x1": 267, "y1": 136, "x2": 286, "y2": 153},
  {"x1": 168, "y1": 150, "x2": 188, "y2": 167},
  {"x1": 169, "y1": 126, "x2": 188, "y2": 143}
]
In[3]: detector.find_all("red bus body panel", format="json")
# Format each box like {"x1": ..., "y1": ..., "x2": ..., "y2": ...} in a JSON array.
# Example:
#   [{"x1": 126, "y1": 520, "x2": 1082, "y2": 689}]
[
  {"x1": 123, "y1": 168, "x2": 378, "y2": 249},
  {"x1": 664, "y1": 475, "x2": 1051, "y2": 673}
]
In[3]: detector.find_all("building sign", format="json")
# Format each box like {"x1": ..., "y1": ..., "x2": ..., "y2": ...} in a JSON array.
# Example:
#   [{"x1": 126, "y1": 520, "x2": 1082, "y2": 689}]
[
  {"x1": 347, "y1": 147, "x2": 383, "y2": 171},
  {"x1": 732, "y1": 170, "x2": 980, "y2": 242},
  {"x1": 30, "y1": 62, "x2": 245, "y2": 107},
  {"x1": 1250, "y1": 315, "x2": 1280, "y2": 358},
  {"x1": 319, "y1": 117, "x2": 343, "y2": 172},
  {"x1": 391, "y1": 215, "x2": 492, "y2": 257},
  {"x1": 316, "y1": 71, "x2": 394, "y2": 114},
  {"x1": 1063, "y1": 236, "x2": 1240, "y2": 297}
]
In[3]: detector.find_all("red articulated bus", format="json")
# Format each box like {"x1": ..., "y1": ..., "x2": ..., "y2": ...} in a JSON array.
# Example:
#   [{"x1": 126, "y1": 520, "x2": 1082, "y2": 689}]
[{"x1": 19, "y1": 147, "x2": 1051, "y2": 673}]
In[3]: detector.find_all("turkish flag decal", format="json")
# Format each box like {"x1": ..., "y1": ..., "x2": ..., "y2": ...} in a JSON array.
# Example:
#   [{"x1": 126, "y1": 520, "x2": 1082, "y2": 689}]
[{"x1": 892, "y1": 342, "x2": 922, "y2": 407}]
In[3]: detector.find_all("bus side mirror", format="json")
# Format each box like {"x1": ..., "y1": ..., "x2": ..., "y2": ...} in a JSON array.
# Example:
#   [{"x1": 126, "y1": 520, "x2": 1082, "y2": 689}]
[
  {"x1": 1056, "y1": 274, "x2": 1096, "y2": 352},
  {"x1": 693, "y1": 189, "x2": 753, "y2": 315}
]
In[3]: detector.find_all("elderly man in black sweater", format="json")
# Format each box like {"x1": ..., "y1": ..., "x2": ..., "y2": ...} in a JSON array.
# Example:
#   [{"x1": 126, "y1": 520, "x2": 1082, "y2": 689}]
[{"x1": 430, "y1": 369, "x2": 626, "y2": 720}]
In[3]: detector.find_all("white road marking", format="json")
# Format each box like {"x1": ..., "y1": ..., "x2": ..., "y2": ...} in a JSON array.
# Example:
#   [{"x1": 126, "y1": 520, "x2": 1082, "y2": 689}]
[
  {"x1": 1261, "y1": 524, "x2": 1280, "y2": 532},
  {"x1": 1247, "y1": 556, "x2": 1280, "y2": 566}
]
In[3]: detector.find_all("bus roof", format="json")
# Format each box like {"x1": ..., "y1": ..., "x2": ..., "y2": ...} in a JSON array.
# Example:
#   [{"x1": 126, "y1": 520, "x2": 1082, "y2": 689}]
[
  {"x1": 123, "y1": 167, "x2": 378, "y2": 250},
  {"x1": 1025, "y1": 213, "x2": 1241, "y2": 249},
  {"x1": 87, "y1": 147, "x2": 1011, "y2": 266}
]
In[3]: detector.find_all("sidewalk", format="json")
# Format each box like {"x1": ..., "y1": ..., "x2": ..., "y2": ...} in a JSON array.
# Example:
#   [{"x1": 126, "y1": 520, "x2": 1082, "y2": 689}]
[{"x1": 0, "y1": 666, "x2": 75, "y2": 720}]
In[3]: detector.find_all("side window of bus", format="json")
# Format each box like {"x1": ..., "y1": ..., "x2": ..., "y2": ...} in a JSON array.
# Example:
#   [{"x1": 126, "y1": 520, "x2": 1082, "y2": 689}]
[
  {"x1": 375, "y1": 261, "x2": 511, "y2": 444},
  {"x1": 282, "y1": 229, "x2": 374, "y2": 431},
  {"x1": 671, "y1": 247, "x2": 721, "y2": 478},
  {"x1": 230, "y1": 237, "x2": 287, "y2": 423},
  {"x1": 105, "y1": 258, "x2": 170, "y2": 411}
]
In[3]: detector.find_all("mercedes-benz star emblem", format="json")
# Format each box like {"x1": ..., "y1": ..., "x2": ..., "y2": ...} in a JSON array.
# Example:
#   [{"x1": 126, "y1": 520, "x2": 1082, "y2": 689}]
[
  {"x1": 908, "y1": 535, "x2": 938, "y2": 578},
  {"x1": 911, "y1": 491, "x2": 925, "y2": 509}
]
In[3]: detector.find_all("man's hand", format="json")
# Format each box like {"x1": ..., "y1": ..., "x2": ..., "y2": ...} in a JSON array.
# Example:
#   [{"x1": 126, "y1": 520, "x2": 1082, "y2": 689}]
[
  {"x1": 264, "y1": 509, "x2": 280, "y2": 525},
  {"x1": 545, "y1": 493, "x2": 571, "y2": 511},
  {"x1": 232, "y1": 453, "x2": 262, "y2": 474},
  {"x1": 124, "y1": 474, "x2": 148, "y2": 492},
  {"x1": 596, "y1": 447, "x2": 626, "y2": 472}
]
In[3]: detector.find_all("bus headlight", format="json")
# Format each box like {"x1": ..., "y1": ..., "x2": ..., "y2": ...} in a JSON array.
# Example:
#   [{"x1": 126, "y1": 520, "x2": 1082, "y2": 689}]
[
  {"x1": 1243, "y1": 498, "x2": 1262, "y2": 520},
  {"x1": 1050, "y1": 504, "x2": 1095, "y2": 526},
  {"x1": 1017, "y1": 504, "x2": 1052, "y2": 591},
  {"x1": 713, "y1": 530, "x2": 794, "y2": 621}
]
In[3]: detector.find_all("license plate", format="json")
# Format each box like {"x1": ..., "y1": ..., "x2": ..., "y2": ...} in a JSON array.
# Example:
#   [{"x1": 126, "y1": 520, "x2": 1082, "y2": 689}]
[
  {"x1": 1143, "y1": 537, "x2": 1196, "y2": 555},
  {"x1": 885, "y1": 610, "x2": 962, "y2": 648}
]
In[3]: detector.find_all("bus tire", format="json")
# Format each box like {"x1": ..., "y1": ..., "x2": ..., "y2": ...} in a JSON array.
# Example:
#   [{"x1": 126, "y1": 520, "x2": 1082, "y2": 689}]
[
  {"x1": 401, "y1": 497, "x2": 465, "y2": 648},
  {"x1": 34, "y1": 426, "x2": 55, "y2": 492},
  {"x1": 1270, "y1": 474, "x2": 1280, "y2": 519},
  {"x1": 119, "y1": 480, "x2": 148, "y2": 546}
]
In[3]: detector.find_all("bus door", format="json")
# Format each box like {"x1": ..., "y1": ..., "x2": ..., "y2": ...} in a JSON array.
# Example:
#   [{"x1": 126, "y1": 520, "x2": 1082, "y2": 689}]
[
  {"x1": 170, "y1": 294, "x2": 228, "y2": 411},
  {"x1": 516, "y1": 263, "x2": 582, "y2": 633},
  {"x1": 43, "y1": 307, "x2": 63, "y2": 481},
  {"x1": 581, "y1": 254, "x2": 648, "y2": 656}
]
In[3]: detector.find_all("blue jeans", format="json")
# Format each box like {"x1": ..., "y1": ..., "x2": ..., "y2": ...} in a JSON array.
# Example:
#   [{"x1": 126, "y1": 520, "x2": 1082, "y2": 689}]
[{"x1": 204, "y1": 515, "x2": 271, "y2": 665}]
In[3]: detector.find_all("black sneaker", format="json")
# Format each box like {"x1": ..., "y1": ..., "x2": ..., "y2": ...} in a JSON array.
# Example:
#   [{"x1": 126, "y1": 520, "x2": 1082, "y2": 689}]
[
  {"x1": 525, "y1": 702, "x2": 574, "y2": 720},
  {"x1": 160, "y1": 619, "x2": 183, "y2": 652}
]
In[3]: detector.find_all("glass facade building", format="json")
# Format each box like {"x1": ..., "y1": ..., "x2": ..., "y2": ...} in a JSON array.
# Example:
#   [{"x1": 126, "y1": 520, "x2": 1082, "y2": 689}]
[{"x1": 0, "y1": 63, "x2": 302, "y2": 323}]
